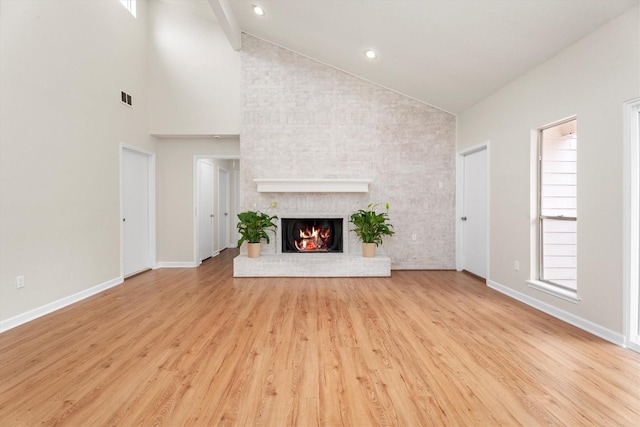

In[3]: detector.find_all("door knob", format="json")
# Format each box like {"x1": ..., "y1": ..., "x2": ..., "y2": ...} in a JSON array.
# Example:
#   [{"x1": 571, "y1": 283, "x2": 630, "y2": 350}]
[
  {"x1": 210, "y1": 214, "x2": 214, "y2": 218},
  {"x1": 461, "y1": 216, "x2": 467, "y2": 221},
  {"x1": 224, "y1": 213, "x2": 228, "y2": 216}
]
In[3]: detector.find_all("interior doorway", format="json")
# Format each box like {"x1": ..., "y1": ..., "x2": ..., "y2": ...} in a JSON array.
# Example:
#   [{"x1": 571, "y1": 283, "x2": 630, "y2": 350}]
[
  {"x1": 193, "y1": 156, "x2": 239, "y2": 264},
  {"x1": 121, "y1": 146, "x2": 155, "y2": 277},
  {"x1": 457, "y1": 143, "x2": 489, "y2": 279},
  {"x1": 198, "y1": 160, "x2": 215, "y2": 261},
  {"x1": 624, "y1": 98, "x2": 640, "y2": 352},
  {"x1": 218, "y1": 167, "x2": 230, "y2": 251},
  {"x1": 234, "y1": 169, "x2": 241, "y2": 247}
]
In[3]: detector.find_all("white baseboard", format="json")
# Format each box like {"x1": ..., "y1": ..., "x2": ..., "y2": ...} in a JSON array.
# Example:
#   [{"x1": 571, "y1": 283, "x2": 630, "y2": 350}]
[
  {"x1": 0, "y1": 276, "x2": 123, "y2": 334},
  {"x1": 488, "y1": 279, "x2": 625, "y2": 346},
  {"x1": 626, "y1": 340, "x2": 640, "y2": 352},
  {"x1": 155, "y1": 261, "x2": 199, "y2": 268}
]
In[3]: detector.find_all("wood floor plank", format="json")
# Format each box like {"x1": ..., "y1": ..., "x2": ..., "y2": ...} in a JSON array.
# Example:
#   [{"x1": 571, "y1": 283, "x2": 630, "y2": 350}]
[{"x1": 1, "y1": 248, "x2": 639, "y2": 426}]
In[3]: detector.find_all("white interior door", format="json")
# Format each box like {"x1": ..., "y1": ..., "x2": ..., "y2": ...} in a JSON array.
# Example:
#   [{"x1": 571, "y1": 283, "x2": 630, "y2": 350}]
[
  {"x1": 624, "y1": 99, "x2": 640, "y2": 352},
  {"x1": 218, "y1": 168, "x2": 230, "y2": 251},
  {"x1": 235, "y1": 169, "x2": 241, "y2": 246},
  {"x1": 633, "y1": 109, "x2": 640, "y2": 347},
  {"x1": 461, "y1": 147, "x2": 488, "y2": 278},
  {"x1": 123, "y1": 148, "x2": 150, "y2": 276},
  {"x1": 637, "y1": 110, "x2": 640, "y2": 340},
  {"x1": 198, "y1": 160, "x2": 214, "y2": 261},
  {"x1": 637, "y1": 110, "x2": 640, "y2": 339}
]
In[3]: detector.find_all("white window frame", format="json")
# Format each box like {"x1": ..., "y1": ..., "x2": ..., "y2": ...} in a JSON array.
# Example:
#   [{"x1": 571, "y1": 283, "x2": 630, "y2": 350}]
[{"x1": 528, "y1": 117, "x2": 580, "y2": 303}]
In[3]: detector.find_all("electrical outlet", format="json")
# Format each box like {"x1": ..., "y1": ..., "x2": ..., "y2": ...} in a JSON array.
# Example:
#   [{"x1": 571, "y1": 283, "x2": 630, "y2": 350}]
[
  {"x1": 513, "y1": 261, "x2": 520, "y2": 271},
  {"x1": 411, "y1": 234, "x2": 417, "y2": 241},
  {"x1": 16, "y1": 275, "x2": 24, "y2": 289}
]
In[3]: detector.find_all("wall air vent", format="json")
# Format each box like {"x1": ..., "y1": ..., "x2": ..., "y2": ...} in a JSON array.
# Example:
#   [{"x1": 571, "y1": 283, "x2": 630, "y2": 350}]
[{"x1": 120, "y1": 91, "x2": 133, "y2": 107}]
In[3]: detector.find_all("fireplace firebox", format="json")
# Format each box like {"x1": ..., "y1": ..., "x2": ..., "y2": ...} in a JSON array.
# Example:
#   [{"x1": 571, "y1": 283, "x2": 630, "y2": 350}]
[{"x1": 281, "y1": 218, "x2": 343, "y2": 253}]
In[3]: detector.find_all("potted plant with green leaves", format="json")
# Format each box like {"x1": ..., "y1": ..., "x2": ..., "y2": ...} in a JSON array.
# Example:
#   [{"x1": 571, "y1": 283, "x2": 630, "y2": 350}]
[
  {"x1": 236, "y1": 202, "x2": 278, "y2": 258},
  {"x1": 349, "y1": 203, "x2": 395, "y2": 257}
]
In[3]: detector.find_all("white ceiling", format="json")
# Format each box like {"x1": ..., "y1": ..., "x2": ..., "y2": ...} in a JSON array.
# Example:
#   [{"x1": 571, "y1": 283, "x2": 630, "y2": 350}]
[{"x1": 213, "y1": 0, "x2": 638, "y2": 114}]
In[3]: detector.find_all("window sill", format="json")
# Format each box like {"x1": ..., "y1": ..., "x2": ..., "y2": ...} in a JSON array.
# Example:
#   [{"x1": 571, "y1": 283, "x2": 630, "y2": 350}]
[{"x1": 526, "y1": 280, "x2": 580, "y2": 304}]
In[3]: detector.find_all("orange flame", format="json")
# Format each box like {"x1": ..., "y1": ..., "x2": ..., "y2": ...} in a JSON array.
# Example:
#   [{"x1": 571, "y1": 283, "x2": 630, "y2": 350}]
[{"x1": 294, "y1": 226, "x2": 330, "y2": 251}]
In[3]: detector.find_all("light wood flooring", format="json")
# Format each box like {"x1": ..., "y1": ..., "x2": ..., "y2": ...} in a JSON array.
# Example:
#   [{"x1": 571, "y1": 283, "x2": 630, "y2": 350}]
[{"x1": 1, "y1": 248, "x2": 639, "y2": 426}]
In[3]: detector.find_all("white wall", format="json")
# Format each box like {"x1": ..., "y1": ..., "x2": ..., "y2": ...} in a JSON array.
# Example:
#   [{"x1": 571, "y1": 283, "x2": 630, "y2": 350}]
[
  {"x1": 147, "y1": 0, "x2": 241, "y2": 135},
  {"x1": 0, "y1": 0, "x2": 154, "y2": 324},
  {"x1": 156, "y1": 137, "x2": 240, "y2": 264},
  {"x1": 457, "y1": 6, "x2": 640, "y2": 337}
]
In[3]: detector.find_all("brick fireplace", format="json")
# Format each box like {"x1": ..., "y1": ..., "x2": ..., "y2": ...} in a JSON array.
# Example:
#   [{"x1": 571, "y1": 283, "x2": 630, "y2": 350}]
[
  {"x1": 233, "y1": 179, "x2": 392, "y2": 277},
  {"x1": 236, "y1": 35, "x2": 457, "y2": 275}
]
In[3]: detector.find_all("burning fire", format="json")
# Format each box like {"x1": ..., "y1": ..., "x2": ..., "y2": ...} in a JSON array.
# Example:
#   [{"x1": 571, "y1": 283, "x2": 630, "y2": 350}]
[{"x1": 295, "y1": 226, "x2": 331, "y2": 251}]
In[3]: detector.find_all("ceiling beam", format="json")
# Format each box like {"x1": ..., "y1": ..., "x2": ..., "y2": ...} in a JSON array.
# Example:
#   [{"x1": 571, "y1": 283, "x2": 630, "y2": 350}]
[{"x1": 208, "y1": 0, "x2": 241, "y2": 51}]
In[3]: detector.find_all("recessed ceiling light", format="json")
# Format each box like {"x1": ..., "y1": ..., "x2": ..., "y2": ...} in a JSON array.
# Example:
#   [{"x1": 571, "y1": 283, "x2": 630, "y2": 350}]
[
  {"x1": 365, "y1": 49, "x2": 377, "y2": 60},
  {"x1": 252, "y1": 5, "x2": 265, "y2": 16}
]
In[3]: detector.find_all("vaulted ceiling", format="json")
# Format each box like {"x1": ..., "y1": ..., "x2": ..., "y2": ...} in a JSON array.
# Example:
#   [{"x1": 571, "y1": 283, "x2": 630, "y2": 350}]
[{"x1": 209, "y1": 0, "x2": 638, "y2": 114}]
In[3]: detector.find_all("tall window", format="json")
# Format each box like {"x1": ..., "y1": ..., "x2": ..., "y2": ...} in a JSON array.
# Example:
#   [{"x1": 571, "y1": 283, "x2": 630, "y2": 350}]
[
  {"x1": 120, "y1": 0, "x2": 136, "y2": 17},
  {"x1": 538, "y1": 118, "x2": 577, "y2": 292}
]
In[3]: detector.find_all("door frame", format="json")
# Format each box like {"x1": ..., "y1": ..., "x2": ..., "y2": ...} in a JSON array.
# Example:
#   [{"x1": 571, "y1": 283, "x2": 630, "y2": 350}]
[
  {"x1": 193, "y1": 155, "x2": 239, "y2": 265},
  {"x1": 218, "y1": 166, "x2": 231, "y2": 251},
  {"x1": 120, "y1": 144, "x2": 156, "y2": 278},
  {"x1": 197, "y1": 159, "x2": 216, "y2": 261},
  {"x1": 456, "y1": 141, "x2": 490, "y2": 279},
  {"x1": 234, "y1": 169, "x2": 241, "y2": 247},
  {"x1": 623, "y1": 97, "x2": 640, "y2": 352}
]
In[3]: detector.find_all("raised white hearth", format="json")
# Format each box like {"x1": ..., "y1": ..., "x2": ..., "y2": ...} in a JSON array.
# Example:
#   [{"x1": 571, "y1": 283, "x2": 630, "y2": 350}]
[
  {"x1": 233, "y1": 197, "x2": 391, "y2": 278},
  {"x1": 233, "y1": 252, "x2": 391, "y2": 277}
]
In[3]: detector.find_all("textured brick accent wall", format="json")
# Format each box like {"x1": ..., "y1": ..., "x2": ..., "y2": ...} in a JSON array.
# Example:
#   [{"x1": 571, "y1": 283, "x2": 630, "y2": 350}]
[{"x1": 241, "y1": 35, "x2": 456, "y2": 269}]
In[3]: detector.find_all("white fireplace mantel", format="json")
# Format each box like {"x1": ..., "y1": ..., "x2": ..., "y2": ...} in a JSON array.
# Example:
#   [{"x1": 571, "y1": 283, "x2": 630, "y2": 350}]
[{"x1": 254, "y1": 178, "x2": 372, "y2": 193}]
